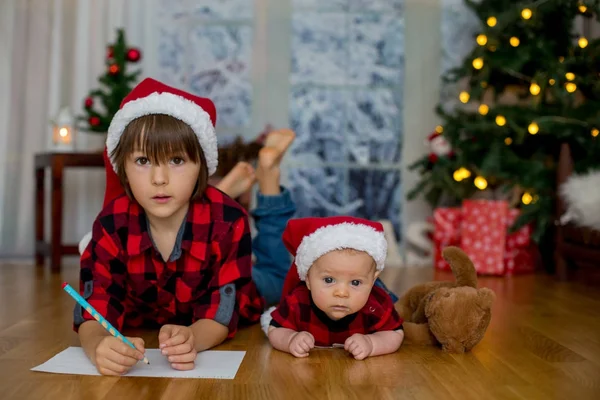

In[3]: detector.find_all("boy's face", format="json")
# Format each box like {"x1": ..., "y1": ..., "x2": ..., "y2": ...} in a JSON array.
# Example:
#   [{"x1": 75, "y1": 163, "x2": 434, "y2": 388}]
[
  {"x1": 305, "y1": 249, "x2": 380, "y2": 320},
  {"x1": 125, "y1": 145, "x2": 200, "y2": 223}
]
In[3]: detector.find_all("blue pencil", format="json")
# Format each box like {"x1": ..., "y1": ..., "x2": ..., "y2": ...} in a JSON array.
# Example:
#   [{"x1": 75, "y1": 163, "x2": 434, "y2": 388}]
[{"x1": 62, "y1": 282, "x2": 150, "y2": 365}]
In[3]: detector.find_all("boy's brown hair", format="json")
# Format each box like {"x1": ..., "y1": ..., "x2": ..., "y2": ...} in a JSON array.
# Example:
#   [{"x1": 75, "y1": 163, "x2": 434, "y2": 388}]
[{"x1": 110, "y1": 114, "x2": 209, "y2": 200}]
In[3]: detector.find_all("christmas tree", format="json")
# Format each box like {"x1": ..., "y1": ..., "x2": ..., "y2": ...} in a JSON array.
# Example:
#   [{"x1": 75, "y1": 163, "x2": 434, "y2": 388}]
[
  {"x1": 408, "y1": 0, "x2": 600, "y2": 243},
  {"x1": 79, "y1": 29, "x2": 142, "y2": 133}
]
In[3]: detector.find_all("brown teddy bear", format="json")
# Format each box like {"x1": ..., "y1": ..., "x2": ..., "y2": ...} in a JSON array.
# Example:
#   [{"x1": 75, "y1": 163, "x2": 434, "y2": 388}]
[{"x1": 397, "y1": 246, "x2": 496, "y2": 353}]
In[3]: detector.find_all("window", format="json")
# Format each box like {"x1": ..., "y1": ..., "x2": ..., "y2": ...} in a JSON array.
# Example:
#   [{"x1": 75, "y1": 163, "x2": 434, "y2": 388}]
[{"x1": 156, "y1": 0, "x2": 404, "y2": 240}]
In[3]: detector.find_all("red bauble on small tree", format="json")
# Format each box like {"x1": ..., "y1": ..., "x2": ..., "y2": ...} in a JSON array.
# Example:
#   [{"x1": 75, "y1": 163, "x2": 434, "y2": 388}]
[
  {"x1": 78, "y1": 29, "x2": 142, "y2": 133},
  {"x1": 89, "y1": 116, "x2": 101, "y2": 127},
  {"x1": 126, "y1": 48, "x2": 141, "y2": 62}
]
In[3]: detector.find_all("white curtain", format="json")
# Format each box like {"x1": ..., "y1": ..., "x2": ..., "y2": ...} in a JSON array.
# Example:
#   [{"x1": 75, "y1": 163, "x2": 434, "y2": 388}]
[{"x1": 0, "y1": 0, "x2": 158, "y2": 258}]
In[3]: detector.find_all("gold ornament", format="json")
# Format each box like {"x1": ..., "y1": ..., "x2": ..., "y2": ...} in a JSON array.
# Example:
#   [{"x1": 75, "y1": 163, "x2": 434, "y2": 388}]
[
  {"x1": 521, "y1": 8, "x2": 532, "y2": 20},
  {"x1": 453, "y1": 167, "x2": 471, "y2": 182},
  {"x1": 528, "y1": 122, "x2": 539, "y2": 135},
  {"x1": 474, "y1": 176, "x2": 488, "y2": 190},
  {"x1": 459, "y1": 91, "x2": 470, "y2": 103},
  {"x1": 530, "y1": 83, "x2": 541, "y2": 95}
]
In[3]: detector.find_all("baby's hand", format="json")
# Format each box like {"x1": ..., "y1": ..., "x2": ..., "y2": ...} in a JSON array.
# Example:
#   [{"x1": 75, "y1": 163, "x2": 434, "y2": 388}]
[
  {"x1": 94, "y1": 336, "x2": 145, "y2": 376},
  {"x1": 344, "y1": 334, "x2": 373, "y2": 360},
  {"x1": 159, "y1": 324, "x2": 197, "y2": 370},
  {"x1": 288, "y1": 331, "x2": 315, "y2": 357}
]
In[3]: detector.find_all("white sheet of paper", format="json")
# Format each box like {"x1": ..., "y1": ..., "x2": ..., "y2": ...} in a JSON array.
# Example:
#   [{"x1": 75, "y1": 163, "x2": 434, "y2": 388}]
[{"x1": 31, "y1": 347, "x2": 245, "y2": 379}]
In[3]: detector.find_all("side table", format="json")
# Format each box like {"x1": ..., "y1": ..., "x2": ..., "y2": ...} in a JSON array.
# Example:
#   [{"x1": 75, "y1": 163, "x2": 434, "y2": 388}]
[{"x1": 35, "y1": 152, "x2": 104, "y2": 270}]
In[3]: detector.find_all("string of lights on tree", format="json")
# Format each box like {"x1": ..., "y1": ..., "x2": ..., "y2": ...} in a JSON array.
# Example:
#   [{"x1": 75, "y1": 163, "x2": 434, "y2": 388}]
[{"x1": 408, "y1": 1, "x2": 600, "y2": 243}]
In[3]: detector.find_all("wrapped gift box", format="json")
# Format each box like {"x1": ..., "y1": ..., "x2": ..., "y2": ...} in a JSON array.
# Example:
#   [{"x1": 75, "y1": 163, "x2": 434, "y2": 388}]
[
  {"x1": 432, "y1": 201, "x2": 535, "y2": 275},
  {"x1": 433, "y1": 207, "x2": 462, "y2": 271}
]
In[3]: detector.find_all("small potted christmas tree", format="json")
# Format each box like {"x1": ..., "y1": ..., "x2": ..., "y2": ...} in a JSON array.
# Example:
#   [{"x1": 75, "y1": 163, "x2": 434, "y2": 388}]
[{"x1": 78, "y1": 28, "x2": 142, "y2": 140}]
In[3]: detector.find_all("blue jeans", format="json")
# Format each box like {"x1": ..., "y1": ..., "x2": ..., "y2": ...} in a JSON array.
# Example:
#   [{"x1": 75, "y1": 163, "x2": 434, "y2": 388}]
[{"x1": 251, "y1": 187, "x2": 398, "y2": 306}]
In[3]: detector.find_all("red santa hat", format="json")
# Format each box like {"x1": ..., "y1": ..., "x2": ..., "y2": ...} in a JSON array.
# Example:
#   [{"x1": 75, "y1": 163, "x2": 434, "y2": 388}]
[
  {"x1": 101, "y1": 77, "x2": 218, "y2": 206},
  {"x1": 279, "y1": 216, "x2": 388, "y2": 300}
]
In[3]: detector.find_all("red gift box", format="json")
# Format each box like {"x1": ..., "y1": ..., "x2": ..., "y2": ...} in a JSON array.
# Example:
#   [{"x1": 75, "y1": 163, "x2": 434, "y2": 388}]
[
  {"x1": 432, "y1": 202, "x2": 535, "y2": 275},
  {"x1": 504, "y1": 209, "x2": 536, "y2": 275},
  {"x1": 433, "y1": 207, "x2": 462, "y2": 271},
  {"x1": 460, "y1": 200, "x2": 509, "y2": 275}
]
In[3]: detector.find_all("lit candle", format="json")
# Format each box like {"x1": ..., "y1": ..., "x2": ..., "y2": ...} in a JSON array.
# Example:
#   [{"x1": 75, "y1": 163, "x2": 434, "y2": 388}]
[{"x1": 52, "y1": 107, "x2": 76, "y2": 150}]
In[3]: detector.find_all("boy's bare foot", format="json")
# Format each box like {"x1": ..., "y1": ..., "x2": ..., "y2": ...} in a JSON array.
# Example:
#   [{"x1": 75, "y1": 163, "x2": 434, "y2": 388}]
[
  {"x1": 256, "y1": 148, "x2": 281, "y2": 196},
  {"x1": 216, "y1": 162, "x2": 256, "y2": 199},
  {"x1": 260, "y1": 129, "x2": 296, "y2": 169}
]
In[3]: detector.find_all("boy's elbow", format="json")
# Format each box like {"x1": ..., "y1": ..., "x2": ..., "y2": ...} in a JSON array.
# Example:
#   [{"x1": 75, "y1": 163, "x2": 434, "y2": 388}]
[
  {"x1": 393, "y1": 329, "x2": 405, "y2": 349},
  {"x1": 213, "y1": 322, "x2": 230, "y2": 345}
]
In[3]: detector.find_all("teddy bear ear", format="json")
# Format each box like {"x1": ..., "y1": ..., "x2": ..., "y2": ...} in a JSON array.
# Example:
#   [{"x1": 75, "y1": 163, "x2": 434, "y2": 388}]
[{"x1": 477, "y1": 288, "x2": 496, "y2": 309}]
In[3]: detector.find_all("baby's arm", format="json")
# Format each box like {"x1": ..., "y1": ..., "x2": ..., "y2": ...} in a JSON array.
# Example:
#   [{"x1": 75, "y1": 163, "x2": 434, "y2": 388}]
[
  {"x1": 345, "y1": 329, "x2": 404, "y2": 360},
  {"x1": 268, "y1": 326, "x2": 315, "y2": 357},
  {"x1": 368, "y1": 329, "x2": 405, "y2": 356}
]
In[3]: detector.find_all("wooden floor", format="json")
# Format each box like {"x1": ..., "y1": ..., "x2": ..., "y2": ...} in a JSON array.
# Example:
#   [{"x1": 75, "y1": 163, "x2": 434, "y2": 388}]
[{"x1": 1, "y1": 261, "x2": 599, "y2": 399}]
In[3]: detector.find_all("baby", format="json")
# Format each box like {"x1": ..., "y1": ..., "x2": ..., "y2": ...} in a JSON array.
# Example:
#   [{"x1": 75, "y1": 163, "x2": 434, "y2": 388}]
[{"x1": 263, "y1": 216, "x2": 404, "y2": 360}]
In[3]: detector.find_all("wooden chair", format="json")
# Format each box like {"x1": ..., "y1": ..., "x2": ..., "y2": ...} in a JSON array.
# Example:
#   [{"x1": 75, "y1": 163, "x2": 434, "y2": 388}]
[{"x1": 554, "y1": 143, "x2": 600, "y2": 280}]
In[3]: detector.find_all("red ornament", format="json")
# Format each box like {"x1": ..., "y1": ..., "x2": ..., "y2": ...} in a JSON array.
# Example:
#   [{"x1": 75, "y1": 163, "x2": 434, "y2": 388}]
[
  {"x1": 107, "y1": 46, "x2": 114, "y2": 59},
  {"x1": 84, "y1": 97, "x2": 93, "y2": 108},
  {"x1": 126, "y1": 48, "x2": 141, "y2": 62},
  {"x1": 108, "y1": 64, "x2": 119, "y2": 75},
  {"x1": 89, "y1": 116, "x2": 101, "y2": 126},
  {"x1": 428, "y1": 153, "x2": 439, "y2": 164}
]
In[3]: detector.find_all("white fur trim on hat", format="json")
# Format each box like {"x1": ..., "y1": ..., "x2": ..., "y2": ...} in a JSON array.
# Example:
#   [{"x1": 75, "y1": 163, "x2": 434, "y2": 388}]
[
  {"x1": 260, "y1": 306, "x2": 277, "y2": 336},
  {"x1": 106, "y1": 92, "x2": 218, "y2": 175},
  {"x1": 295, "y1": 222, "x2": 387, "y2": 281}
]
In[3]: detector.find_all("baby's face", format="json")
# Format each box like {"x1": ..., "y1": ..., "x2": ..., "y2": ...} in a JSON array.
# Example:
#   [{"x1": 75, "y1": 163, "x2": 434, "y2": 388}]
[{"x1": 306, "y1": 249, "x2": 379, "y2": 320}]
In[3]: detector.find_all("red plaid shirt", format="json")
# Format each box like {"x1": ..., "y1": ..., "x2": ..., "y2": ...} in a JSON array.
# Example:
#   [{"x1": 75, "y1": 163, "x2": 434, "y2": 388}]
[
  {"x1": 74, "y1": 186, "x2": 265, "y2": 338},
  {"x1": 270, "y1": 284, "x2": 403, "y2": 347}
]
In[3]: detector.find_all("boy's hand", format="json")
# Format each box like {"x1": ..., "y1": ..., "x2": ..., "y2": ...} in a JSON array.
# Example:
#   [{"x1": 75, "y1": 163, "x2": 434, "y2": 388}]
[
  {"x1": 288, "y1": 331, "x2": 315, "y2": 357},
  {"x1": 159, "y1": 324, "x2": 197, "y2": 370},
  {"x1": 94, "y1": 336, "x2": 145, "y2": 376},
  {"x1": 344, "y1": 334, "x2": 373, "y2": 360}
]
